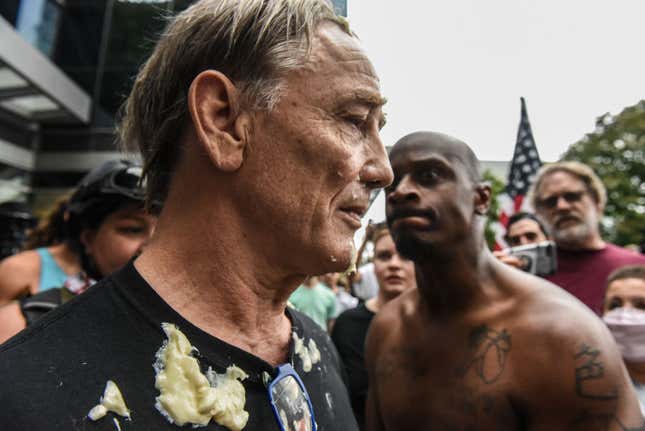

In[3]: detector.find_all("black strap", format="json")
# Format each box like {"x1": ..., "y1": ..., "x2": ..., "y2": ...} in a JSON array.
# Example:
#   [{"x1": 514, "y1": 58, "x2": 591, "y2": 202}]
[{"x1": 19, "y1": 288, "x2": 63, "y2": 326}]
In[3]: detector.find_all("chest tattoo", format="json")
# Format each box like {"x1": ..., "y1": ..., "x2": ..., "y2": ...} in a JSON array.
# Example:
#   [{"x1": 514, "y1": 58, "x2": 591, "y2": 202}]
[{"x1": 457, "y1": 325, "x2": 512, "y2": 384}]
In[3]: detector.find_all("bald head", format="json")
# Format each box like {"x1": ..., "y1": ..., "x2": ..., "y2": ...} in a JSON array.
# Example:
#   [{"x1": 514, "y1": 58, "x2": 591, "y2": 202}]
[
  {"x1": 390, "y1": 131, "x2": 481, "y2": 183},
  {"x1": 385, "y1": 131, "x2": 490, "y2": 261}
]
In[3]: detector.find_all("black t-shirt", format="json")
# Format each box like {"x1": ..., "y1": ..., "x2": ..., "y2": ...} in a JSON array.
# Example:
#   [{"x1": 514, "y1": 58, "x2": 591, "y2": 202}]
[
  {"x1": 0, "y1": 263, "x2": 358, "y2": 430},
  {"x1": 330, "y1": 303, "x2": 374, "y2": 430}
]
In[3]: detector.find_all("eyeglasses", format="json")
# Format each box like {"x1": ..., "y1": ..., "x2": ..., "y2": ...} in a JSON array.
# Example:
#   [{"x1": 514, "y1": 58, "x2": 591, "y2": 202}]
[
  {"x1": 537, "y1": 191, "x2": 585, "y2": 209},
  {"x1": 268, "y1": 364, "x2": 317, "y2": 431}
]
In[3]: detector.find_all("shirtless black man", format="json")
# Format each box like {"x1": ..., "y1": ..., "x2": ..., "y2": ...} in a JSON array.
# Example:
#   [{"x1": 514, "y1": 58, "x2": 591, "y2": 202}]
[{"x1": 365, "y1": 131, "x2": 644, "y2": 430}]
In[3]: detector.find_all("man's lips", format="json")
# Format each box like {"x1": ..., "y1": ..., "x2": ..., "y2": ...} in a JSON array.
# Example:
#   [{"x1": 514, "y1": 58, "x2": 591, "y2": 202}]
[
  {"x1": 555, "y1": 215, "x2": 581, "y2": 228},
  {"x1": 389, "y1": 208, "x2": 436, "y2": 230},
  {"x1": 392, "y1": 216, "x2": 431, "y2": 229},
  {"x1": 338, "y1": 204, "x2": 368, "y2": 229}
]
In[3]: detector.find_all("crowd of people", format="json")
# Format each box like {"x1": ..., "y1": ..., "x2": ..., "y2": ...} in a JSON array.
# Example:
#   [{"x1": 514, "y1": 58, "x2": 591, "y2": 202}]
[{"x1": 0, "y1": 0, "x2": 643, "y2": 430}]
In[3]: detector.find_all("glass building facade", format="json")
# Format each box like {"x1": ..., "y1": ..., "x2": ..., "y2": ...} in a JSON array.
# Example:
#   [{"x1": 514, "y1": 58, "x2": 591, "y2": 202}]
[
  {"x1": 0, "y1": 0, "x2": 346, "y2": 218},
  {"x1": 0, "y1": 0, "x2": 191, "y2": 213}
]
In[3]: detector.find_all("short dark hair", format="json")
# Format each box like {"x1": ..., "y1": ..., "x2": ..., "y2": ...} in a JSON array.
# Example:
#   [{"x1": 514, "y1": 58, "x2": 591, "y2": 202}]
[
  {"x1": 504, "y1": 212, "x2": 549, "y2": 241},
  {"x1": 607, "y1": 265, "x2": 645, "y2": 286}
]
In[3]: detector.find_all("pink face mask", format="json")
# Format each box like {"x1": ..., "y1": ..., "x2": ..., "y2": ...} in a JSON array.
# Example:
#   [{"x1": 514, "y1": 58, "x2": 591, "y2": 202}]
[{"x1": 603, "y1": 307, "x2": 645, "y2": 362}]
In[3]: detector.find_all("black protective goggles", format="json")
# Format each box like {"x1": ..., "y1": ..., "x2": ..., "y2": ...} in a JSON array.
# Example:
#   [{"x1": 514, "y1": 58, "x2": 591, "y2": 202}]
[{"x1": 99, "y1": 165, "x2": 146, "y2": 201}]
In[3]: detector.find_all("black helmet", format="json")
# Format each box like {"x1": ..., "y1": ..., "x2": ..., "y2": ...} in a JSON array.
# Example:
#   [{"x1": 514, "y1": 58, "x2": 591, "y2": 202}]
[
  {"x1": 65, "y1": 160, "x2": 147, "y2": 280},
  {"x1": 67, "y1": 159, "x2": 145, "y2": 217}
]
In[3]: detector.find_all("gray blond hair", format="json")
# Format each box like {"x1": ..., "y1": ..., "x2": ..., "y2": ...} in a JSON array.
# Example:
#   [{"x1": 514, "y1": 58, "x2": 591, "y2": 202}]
[
  {"x1": 529, "y1": 161, "x2": 607, "y2": 210},
  {"x1": 119, "y1": 0, "x2": 349, "y2": 208}
]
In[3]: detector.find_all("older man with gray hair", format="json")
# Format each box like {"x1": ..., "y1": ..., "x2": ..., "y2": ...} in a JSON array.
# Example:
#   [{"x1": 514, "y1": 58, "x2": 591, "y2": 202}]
[
  {"x1": 531, "y1": 161, "x2": 645, "y2": 315},
  {"x1": 0, "y1": 1, "x2": 392, "y2": 429}
]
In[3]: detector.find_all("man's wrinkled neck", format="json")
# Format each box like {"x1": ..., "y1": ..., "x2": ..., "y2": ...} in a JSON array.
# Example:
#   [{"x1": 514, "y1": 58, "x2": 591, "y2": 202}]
[{"x1": 133, "y1": 165, "x2": 302, "y2": 364}]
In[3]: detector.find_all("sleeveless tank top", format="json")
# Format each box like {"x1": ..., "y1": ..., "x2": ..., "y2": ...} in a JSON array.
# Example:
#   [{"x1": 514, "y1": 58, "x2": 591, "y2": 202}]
[{"x1": 36, "y1": 247, "x2": 69, "y2": 292}]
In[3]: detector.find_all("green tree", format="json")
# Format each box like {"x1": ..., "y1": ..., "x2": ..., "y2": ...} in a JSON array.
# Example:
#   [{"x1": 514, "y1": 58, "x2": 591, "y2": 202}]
[
  {"x1": 483, "y1": 169, "x2": 506, "y2": 250},
  {"x1": 560, "y1": 100, "x2": 645, "y2": 246}
]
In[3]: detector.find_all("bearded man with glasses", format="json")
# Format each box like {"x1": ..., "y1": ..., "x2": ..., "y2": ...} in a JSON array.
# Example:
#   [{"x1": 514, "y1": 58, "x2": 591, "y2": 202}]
[{"x1": 530, "y1": 161, "x2": 645, "y2": 315}]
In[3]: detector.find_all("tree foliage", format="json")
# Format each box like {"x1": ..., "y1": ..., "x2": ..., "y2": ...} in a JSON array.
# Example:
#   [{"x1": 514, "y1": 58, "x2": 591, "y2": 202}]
[
  {"x1": 483, "y1": 170, "x2": 505, "y2": 250},
  {"x1": 560, "y1": 100, "x2": 645, "y2": 246}
]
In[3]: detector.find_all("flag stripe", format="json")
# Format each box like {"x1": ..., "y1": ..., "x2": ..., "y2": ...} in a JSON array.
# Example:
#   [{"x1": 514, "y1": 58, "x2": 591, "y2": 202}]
[{"x1": 493, "y1": 97, "x2": 543, "y2": 249}]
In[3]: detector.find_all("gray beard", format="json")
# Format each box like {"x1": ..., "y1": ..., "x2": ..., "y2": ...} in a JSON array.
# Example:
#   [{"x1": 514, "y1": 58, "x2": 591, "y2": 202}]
[{"x1": 551, "y1": 220, "x2": 594, "y2": 249}]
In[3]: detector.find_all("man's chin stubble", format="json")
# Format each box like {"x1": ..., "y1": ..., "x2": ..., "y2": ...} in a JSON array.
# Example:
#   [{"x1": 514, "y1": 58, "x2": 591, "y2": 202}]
[{"x1": 553, "y1": 224, "x2": 592, "y2": 247}]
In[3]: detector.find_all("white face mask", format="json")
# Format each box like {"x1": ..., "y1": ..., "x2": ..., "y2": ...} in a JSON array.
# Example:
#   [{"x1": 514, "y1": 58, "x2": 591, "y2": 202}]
[{"x1": 603, "y1": 307, "x2": 645, "y2": 362}]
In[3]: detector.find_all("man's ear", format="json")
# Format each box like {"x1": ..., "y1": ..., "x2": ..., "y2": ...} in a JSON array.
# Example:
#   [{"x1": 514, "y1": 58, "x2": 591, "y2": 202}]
[
  {"x1": 595, "y1": 199, "x2": 605, "y2": 215},
  {"x1": 187, "y1": 70, "x2": 250, "y2": 172},
  {"x1": 474, "y1": 182, "x2": 492, "y2": 216}
]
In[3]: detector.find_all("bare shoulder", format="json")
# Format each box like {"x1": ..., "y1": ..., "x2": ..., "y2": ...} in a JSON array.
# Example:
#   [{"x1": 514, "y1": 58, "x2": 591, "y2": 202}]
[
  {"x1": 365, "y1": 289, "x2": 417, "y2": 362},
  {"x1": 505, "y1": 265, "x2": 622, "y2": 377},
  {"x1": 510, "y1": 268, "x2": 611, "y2": 344},
  {"x1": 0, "y1": 250, "x2": 41, "y2": 275},
  {"x1": 497, "y1": 268, "x2": 644, "y2": 429},
  {"x1": 0, "y1": 301, "x2": 26, "y2": 344},
  {"x1": 0, "y1": 251, "x2": 40, "y2": 301}
]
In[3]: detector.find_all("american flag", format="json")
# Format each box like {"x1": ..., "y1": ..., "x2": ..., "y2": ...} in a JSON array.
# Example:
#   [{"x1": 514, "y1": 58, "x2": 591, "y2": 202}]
[{"x1": 492, "y1": 97, "x2": 543, "y2": 250}]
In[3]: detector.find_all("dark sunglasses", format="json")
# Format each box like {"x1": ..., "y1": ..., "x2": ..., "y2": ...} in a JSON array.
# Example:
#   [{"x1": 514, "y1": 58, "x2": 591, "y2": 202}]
[
  {"x1": 537, "y1": 191, "x2": 585, "y2": 209},
  {"x1": 268, "y1": 363, "x2": 317, "y2": 431}
]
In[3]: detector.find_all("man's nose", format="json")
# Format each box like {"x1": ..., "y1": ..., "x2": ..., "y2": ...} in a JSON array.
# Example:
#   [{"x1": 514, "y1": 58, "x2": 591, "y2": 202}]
[
  {"x1": 519, "y1": 236, "x2": 532, "y2": 246},
  {"x1": 387, "y1": 175, "x2": 419, "y2": 205},
  {"x1": 359, "y1": 135, "x2": 393, "y2": 190},
  {"x1": 555, "y1": 195, "x2": 572, "y2": 211}
]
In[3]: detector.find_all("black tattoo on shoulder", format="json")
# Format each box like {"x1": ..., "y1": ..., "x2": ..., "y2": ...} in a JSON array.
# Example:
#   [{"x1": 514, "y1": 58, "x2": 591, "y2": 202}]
[
  {"x1": 574, "y1": 343, "x2": 618, "y2": 401},
  {"x1": 457, "y1": 325, "x2": 512, "y2": 384}
]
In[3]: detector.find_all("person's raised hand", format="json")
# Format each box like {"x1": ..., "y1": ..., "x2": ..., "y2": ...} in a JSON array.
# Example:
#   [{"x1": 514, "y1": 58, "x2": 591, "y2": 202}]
[{"x1": 493, "y1": 250, "x2": 524, "y2": 269}]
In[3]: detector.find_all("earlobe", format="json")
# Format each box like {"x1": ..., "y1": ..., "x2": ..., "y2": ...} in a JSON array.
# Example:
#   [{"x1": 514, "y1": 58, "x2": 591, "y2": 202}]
[
  {"x1": 188, "y1": 70, "x2": 248, "y2": 172},
  {"x1": 474, "y1": 183, "x2": 492, "y2": 215}
]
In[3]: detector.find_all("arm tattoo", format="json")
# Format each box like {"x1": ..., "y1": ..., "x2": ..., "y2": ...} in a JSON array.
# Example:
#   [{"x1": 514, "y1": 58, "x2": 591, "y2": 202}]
[
  {"x1": 457, "y1": 325, "x2": 512, "y2": 384},
  {"x1": 574, "y1": 343, "x2": 618, "y2": 401}
]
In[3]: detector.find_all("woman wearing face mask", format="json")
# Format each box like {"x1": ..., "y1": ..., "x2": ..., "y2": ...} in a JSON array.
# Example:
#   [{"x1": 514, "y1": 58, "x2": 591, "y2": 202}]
[
  {"x1": 0, "y1": 160, "x2": 156, "y2": 344},
  {"x1": 602, "y1": 264, "x2": 645, "y2": 411}
]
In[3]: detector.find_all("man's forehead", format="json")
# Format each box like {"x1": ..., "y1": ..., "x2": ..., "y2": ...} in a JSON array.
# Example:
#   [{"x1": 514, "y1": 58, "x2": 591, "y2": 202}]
[
  {"x1": 509, "y1": 219, "x2": 540, "y2": 233},
  {"x1": 539, "y1": 170, "x2": 586, "y2": 193},
  {"x1": 307, "y1": 23, "x2": 380, "y2": 90},
  {"x1": 390, "y1": 136, "x2": 470, "y2": 169},
  {"x1": 313, "y1": 23, "x2": 370, "y2": 65}
]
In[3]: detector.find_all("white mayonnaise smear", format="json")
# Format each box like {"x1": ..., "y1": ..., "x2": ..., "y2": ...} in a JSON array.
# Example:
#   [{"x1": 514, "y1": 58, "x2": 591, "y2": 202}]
[
  {"x1": 154, "y1": 322, "x2": 249, "y2": 430},
  {"x1": 293, "y1": 332, "x2": 321, "y2": 373},
  {"x1": 87, "y1": 380, "x2": 131, "y2": 421},
  {"x1": 345, "y1": 240, "x2": 358, "y2": 275}
]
